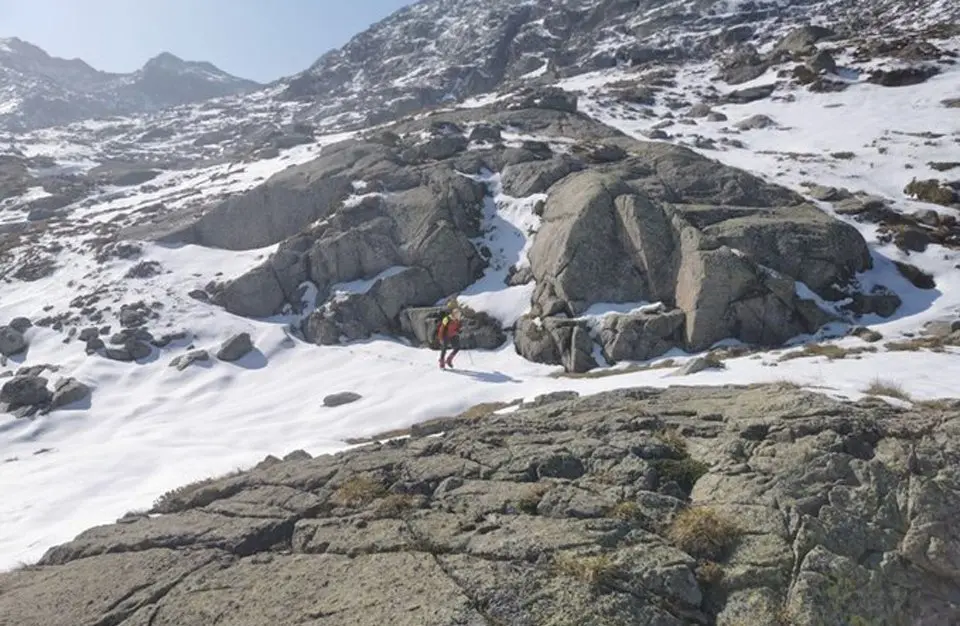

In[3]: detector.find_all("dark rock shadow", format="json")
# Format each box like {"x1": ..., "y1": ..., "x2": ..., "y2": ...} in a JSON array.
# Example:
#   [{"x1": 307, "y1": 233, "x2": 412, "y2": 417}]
[
  {"x1": 54, "y1": 395, "x2": 93, "y2": 412},
  {"x1": 5, "y1": 352, "x2": 27, "y2": 367},
  {"x1": 226, "y1": 348, "x2": 268, "y2": 370},
  {"x1": 133, "y1": 347, "x2": 162, "y2": 366},
  {"x1": 856, "y1": 249, "x2": 942, "y2": 325},
  {"x1": 444, "y1": 369, "x2": 521, "y2": 384}
]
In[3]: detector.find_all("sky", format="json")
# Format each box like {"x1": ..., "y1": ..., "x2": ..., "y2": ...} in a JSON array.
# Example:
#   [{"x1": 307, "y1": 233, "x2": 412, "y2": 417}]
[{"x1": 0, "y1": 0, "x2": 415, "y2": 83}]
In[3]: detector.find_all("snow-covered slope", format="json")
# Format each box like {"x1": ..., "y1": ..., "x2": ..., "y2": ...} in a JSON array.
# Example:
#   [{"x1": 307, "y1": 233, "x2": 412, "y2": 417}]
[
  {"x1": 1, "y1": 0, "x2": 960, "y2": 570},
  {"x1": 0, "y1": 38, "x2": 261, "y2": 131}
]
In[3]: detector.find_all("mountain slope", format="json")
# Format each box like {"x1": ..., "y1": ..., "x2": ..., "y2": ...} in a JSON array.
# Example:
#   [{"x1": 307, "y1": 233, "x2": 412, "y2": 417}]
[
  {"x1": 279, "y1": 0, "x2": 959, "y2": 130},
  {"x1": 0, "y1": 38, "x2": 261, "y2": 131},
  {"x1": 0, "y1": 0, "x2": 959, "y2": 602}
]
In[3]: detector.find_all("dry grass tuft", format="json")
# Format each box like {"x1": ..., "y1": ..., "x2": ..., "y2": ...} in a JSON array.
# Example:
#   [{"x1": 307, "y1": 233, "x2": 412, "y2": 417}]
[
  {"x1": 916, "y1": 398, "x2": 959, "y2": 411},
  {"x1": 695, "y1": 560, "x2": 725, "y2": 586},
  {"x1": 458, "y1": 401, "x2": 514, "y2": 420},
  {"x1": 331, "y1": 475, "x2": 387, "y2": 508},
  {"x1": 373, "y1": 493, "x2": 419, "y2": 518},
  {"x1": 884, "y1": 333, "x2": 960, "y2": 353},
  {"x1": 654, "y1": 427, "x2": 688, "y2": 456},
  {"x1": 513, "y1": 483, "x2": 551, "y2": 515},
  {"x1": 863, "y1": 379, "x2": 911, "y2": 401},
  {"x1": 653, "y1": 458, "x2": 710, "y2": 493},
  {"x1": 778, "y1": 343, "x2": 876, "y2": 362},
  {"x1": 152, "y1": 468, "x2": 245, "y2": 514},
  {"x1": 551, "y1": 551, "x2": 621, "y2": 588},
  {"x1": 667, "y1": 506, "x2": 743, "y2": 561}
]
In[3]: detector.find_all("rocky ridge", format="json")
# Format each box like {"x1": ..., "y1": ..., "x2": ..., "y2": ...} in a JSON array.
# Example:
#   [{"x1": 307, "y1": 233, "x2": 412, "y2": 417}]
[
  {"x1": 2, "y1": 383, "x2": 959, "y2": 625},
  {"x1": 280, "y1": 0, "x2": 959, "y2": 131}
]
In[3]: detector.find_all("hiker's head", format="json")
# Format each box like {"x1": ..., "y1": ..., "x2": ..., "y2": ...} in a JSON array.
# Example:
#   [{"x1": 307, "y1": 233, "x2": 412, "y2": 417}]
[{"x1": 452, "y1": 308, "x2": 462, "y2": 320}]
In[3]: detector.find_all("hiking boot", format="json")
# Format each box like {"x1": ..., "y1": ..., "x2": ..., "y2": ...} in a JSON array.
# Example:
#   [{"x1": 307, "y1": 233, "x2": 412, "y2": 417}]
[
  {"x1": 445, "y1": 356, "x2": 455, "y2": 368},
  {"x1": 439, "y1": 358, "x2": 446, "y2": 369}
]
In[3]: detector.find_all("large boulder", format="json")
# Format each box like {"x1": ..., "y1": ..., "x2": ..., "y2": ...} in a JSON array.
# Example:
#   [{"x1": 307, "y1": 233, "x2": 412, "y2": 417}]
[
  {"x1": 50, "y1": 378, "x2": 92, "y2": 409},
  {"x1": 515, "y1": 316, "x2": 597, "y2": 373},
  {"x1": 217, "y1": 333, "x2": 254, "y2": 362},
  {"x1": 124, "y1": 140, "x2": 399, "y2": 250},
  {"x1": 1, "y1": 375, "x2": 50, "y2": 407},
  {"x1": 304, "y1": 293, "x2": 392, "y2": 345},
  {"x1": 526, "y1": 146, "x2": 869, "y2": 352},
  {"x1": 598, "y1": 309, "x2": 685, "y2": 363},
  {"x1": 302, "y1": 268, "x2": 446, "y2": 345},
  {"x1": 219, "y1": 156, "x2": 487, "y2": 323},
  {"x1": 217, "y1": 264, "x2": 286, "y2": 319},
  {"x1": 399, "y1": 307, "x2": 506, "y2": 350}
]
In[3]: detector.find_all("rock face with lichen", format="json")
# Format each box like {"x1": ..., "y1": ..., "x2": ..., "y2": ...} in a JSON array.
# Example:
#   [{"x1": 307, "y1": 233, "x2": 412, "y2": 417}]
[
  {"x1": 2, "y1": 383, "x2": 958, "y2": 625},
  {"x1": 142, "y1": 100, "x2": 873, "y2": 374}
]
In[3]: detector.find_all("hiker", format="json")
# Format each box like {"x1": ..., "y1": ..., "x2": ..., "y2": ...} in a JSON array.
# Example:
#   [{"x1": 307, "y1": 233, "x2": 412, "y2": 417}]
[{"x1": 437, "y1": 308, "x2": 463, "y2": 369}]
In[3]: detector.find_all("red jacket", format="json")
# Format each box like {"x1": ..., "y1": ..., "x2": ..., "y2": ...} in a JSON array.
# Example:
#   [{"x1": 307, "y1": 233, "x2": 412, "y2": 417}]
[{"x1": 437, "y1": 315, "x2": 461, "y2": 340}]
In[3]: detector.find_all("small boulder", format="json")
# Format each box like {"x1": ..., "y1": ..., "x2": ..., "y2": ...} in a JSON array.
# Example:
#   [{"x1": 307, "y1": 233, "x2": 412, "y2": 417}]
[
  {"x1": 0, "y1": 326, "x2": 27, "y2": 357},
  {"x1": 807, "y1": 49, "x2": 837, "y2": 74},
  {"x1": 418, "y1": 134, "x2": 468, "y2": 161},
  {"x1": 904, "y1": 178, "x2": 957, "y2": 207},
  {"x1": 894, "y1": 227, "x2": 930, "y2": 253},
  {"x1": 323, "y1": 391, "x2": 362, "y2": 407},
  {"x1": 9, "y1": 318, "x2": 32, "y2": 333},
  {"x1": 792, "y1": 64, "x2": 818, "y2": 85},
  {"x1": 104, "y1": 340, "x2": 151, "y2": 362},
  {"x1": 151, "y1": 331, "x2": 189, "y2": 348},
  {"x1": 124, "y1": 261, "x2": 162, "y2": 279},
  {"x1": 217, "y1": 333, "x2": 253, "y2": 362},
  {"x1": 723, "y1": 84, "x2": 776, "y2": 104},
  {"x1": 894, "y1": 261, "x2": 936, "y2": 290},
  {"x1": 851, "y1": 327, "x2": 883, "y2": 343},
  {"x1": 574, "y1": 143, "x2": 627, "y2": 163},
  {"x1": 78, "y1": 327, "x2": 99, "y2": 342},
  {"x1": 118, "y1": 307, "x2": 148, "y2": 328},
  {"x1": 923, "y1": 319, "x2": 960, "y2": 337},
  {"x1": 868, "y1": 66, "x2": 939, "y2": 87},
  {"x1": 807, "y1": 185, "x2": 851, "y2": 202},
  {"x1": 50, "y1": 378, "x2": 91, "y2": 409},
  {"x1": 913, "y1": 209, "x2": 940, "y2": 227},
  {"x1": 468, "y1": 124, "x2": 502, "y2": 144},
  {"x1": 169, "y1": 350, "x2": 210, "y2": 371},
  {"x1": 283, "y1": 449, "x2": 313, "y2": 461},
  {"x1": 734, "y1": 114, "x2": 777, "y2": 130},
  {"x1": 687, "y1": 103, "x2": 713, "y2": 118},
  {"x1": 672, "y1": 356, "x2": 725, "y2": 376},
  {"x1": 85, "y1": 337, "x2": 105, "y2": 354},
  {"x1": 774, "y1": 25, "x2": 834, "y2": 56},
  {"x1": 1, "y1": 375, "x2": 52, "y2": 408}
]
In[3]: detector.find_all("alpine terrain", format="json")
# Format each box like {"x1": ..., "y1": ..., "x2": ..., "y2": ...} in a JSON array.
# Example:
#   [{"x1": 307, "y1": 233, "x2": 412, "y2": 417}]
[{"x1": 1, "y1": 0, "x2": 960, "y2": 624}]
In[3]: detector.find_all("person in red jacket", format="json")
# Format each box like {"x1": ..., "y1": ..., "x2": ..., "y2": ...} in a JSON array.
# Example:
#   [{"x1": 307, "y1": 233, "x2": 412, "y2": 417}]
[{"x1": 437, "y1": 308, "x2": 463, "y2": 369}]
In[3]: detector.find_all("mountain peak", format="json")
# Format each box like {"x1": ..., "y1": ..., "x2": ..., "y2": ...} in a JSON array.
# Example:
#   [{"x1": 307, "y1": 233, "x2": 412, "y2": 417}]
[
  {"x1": 0, "y1": 39, "x2": 261, "y2": 131},
  {"x1": 0, "y1": 36, "x2": 49, "y2": 58},
  {"x1": 144, "y1": 51, "x2": 185, "y2": 67}
]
